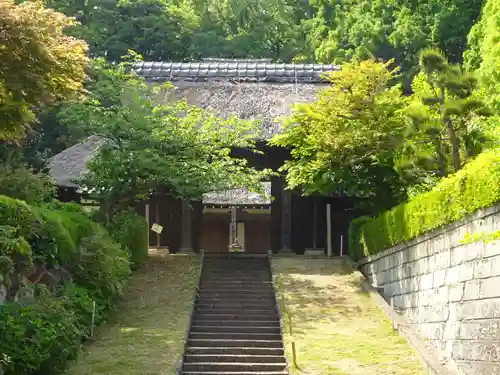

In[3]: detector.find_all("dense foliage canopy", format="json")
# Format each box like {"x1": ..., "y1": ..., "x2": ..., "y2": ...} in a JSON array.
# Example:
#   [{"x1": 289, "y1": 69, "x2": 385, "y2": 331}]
[
  {"x1": 40, "y1": 0, "x2": 483, "y2": 74},
  {"x1": 0, "y1": 0, "x2": 87, "y2": 141}
]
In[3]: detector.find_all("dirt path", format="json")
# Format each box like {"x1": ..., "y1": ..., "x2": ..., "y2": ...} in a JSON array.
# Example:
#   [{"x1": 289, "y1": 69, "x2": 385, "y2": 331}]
[
  {"x1": 67, "y1": 252, "x2": 199, "y2": 375},
  {"x1": 272, "y1": 257, "x2": 427, "y2": 375}
]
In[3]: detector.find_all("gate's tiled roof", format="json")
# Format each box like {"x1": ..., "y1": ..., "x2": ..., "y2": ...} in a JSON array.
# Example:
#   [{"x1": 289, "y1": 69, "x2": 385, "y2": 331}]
[{"x1": 133, "y1": 61, "x2": 339, "y2": 83}]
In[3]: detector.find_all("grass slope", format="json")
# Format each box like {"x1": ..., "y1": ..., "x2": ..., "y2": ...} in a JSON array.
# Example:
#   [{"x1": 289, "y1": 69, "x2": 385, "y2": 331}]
[
  {"x1": 272, "y1": 257, "x2": 427, "y2": 375},
  {"x1": 67, "y1": 252, "x2": 199, "y2": 375}
]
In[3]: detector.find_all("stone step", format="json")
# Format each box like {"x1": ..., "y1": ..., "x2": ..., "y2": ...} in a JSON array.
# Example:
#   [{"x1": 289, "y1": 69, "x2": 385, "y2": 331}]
[
  {"x1": 200, "y1": 281, "x2": 271, "y2": 286},
  {"x1": 200, "y1": 278, "x2": 271, "y2": 283},
  {"x1": 182, "y1": 362, "x2": 287, "y2": 372},
  {"x1": 203, "y1": 270, "x2": 268, "y2": 273},
  {"x1": 195, "y1": 302, "x2": 276, "y2": 310},
  {"x1": 203, "y1": 270, "x2": 269, "y2": 273},
  {"x1": 184, "y1": 354, "x2": 286, "y2": 364},
  {"x1": 182, "y1": 372, "x2": 287, "y2": 375},
  {"x1": 187, "y1": 338, "x2": 284, "y2": 348},
  {"x1": 189, "y1": 332, "x2": 282, "y2": 341},
  {"x1": 196, "y1": 300, "x2": 275, "y2": 306},
  {"x1": 197, "y1": 296, "x2": 275, "y2": 303},
  {"x1": 185, "y1": 346, "x2": 285, "y2": 356},
  {"x1": 194, "y1": 308, "x2": 275, "y2": 317},
  {"x1": 193, "y1": 313, "x2": 279, "y2": 322},
  {"x1": 183, "y1": 255, "x2": 285, "y2": 375},
  {"x1": 194, "y1": 308, "x2": 276, "y2": 315},
  {"x1": 197, "y1": 287, "x2": 274, "y2": 298},
  {"x1": 198, "y1": 291, "x2": 274, "y2": 301},
  {"x1": 191, "y1": 325, "x2": 281, "y2": 334},
  {"x1": 198, "y1": 287, "x2": 275, "y2": 293},
  {"x1": 200, "y1": 275, "x2": 270, "y2": 280},
  {"x1": 198, "y1": 285, "x2": 274, "y2": 295},
  {"x1": 192, "y1": 319, "x2": 281, "y2": 328}
]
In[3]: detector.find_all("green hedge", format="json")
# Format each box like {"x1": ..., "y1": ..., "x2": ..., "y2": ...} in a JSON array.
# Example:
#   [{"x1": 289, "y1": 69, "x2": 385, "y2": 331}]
[{"x1": 349, "y1": 150, "x2": 500, "y2": 261}]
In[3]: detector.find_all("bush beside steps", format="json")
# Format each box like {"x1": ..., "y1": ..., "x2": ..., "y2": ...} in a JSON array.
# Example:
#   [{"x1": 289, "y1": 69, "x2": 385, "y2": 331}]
[{"x1": 0, "y1": 195, "x2": 147, "y2": 375}]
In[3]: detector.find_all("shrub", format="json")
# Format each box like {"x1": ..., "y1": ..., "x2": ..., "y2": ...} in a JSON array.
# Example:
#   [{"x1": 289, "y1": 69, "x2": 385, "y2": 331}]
[
  {"x1": 0, "y1": 166, "x2": 55, "y2": 205},
  {"x1": 0, "y1": 195, "x2": 41, "y2": 238},
  {"x1": 58, "y1": 283, "x2": 105, "y2": 338},
  {"x1": 347, "y1": 216, "x2": 372, "y2": 261},
  {"x1": 349, "y1": 150, "x2": 500, "y2": 261},
  {"x1": 0, "y1": 297, "x2": 82, "y2": 375},
  {"x1": 68, "y1": 226, "x2": 130, "y2": 311},
  {"x1": 0, "y1": 196, "x2": 131, "y2": 374},
  {"x1": 32, "y1": 208, "x2": 77, "y2": 266},
  {"x1": 107, "y1": 209, "x2": 148, "y2": 268}
]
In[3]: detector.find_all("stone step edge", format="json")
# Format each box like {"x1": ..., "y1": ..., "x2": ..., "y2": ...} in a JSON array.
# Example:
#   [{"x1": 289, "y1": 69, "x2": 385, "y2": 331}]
[
  {"x1": 185, "y1": 353, "x2": 285, "y2": 361},
  {"x1": 181, "y1": 372, "x2": 287, "y2": 375},
  {"x1": 186, "y1": 347, "x2": 284, "y2": 351}
]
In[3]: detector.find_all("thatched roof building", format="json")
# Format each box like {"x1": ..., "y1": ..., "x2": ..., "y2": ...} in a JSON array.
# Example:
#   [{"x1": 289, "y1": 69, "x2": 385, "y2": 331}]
[
  {"x1": 49, "y1": 60, "x2": 337, "y2": 199},
  {"x1": 133, "y1": 61, "x2": 338, "y2": 139},
  {"x1": 48, "y1": 135, "x2": 104, "y2": 189}
]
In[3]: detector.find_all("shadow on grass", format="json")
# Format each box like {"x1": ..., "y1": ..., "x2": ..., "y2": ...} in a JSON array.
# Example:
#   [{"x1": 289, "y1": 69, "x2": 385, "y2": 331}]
[{"x1": 272, "y1": 259, "x2": 369, "y2": 337}]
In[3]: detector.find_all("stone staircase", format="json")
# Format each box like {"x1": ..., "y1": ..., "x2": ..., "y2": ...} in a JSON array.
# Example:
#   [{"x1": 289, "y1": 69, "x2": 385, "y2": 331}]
[{"x1": 180, "y1": 253, "x2": 288, "y2": 375}]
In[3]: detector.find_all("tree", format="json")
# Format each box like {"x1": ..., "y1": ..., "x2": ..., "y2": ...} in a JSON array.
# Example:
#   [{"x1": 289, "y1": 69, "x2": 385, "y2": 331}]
[
  {"x1": 464, "y1": 0, "x2": 500, "y2": 111},
  {"x1": 46, "y1": 0, "x2": 199, "y2": 62},
  {"x1": 59, "y1": 58, "x2": 272, "y2": 216},
  {"x1": 302, "y1": 0, "x2": 483, "y2": 86},
  {"x1": 270, "y1": 59, "x2": 408, "y2": 212},
  {"x1": 0, "y1": 0, "x2": 87, "y2": 141},
  {"x1": 402, "y1": 49, "x2": 490, "y2": 178},
  {"x1": 188, "y1": 0, "x2": 306, "y2": 61}
]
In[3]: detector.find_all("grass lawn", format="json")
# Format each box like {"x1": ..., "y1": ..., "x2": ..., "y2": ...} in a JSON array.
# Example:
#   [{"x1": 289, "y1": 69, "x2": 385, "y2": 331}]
[
  {"x1": 67, "y1": 251, "x2": 200, "y2": 375},
  {"x1": 271, "y1": 257, "x2": 427, "y2": 375}
]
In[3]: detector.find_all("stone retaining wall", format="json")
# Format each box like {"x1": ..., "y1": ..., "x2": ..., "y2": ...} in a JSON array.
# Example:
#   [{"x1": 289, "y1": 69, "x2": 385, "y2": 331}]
[{"x1": 358, "y1": 204, "x2": 500, "y2": 375}]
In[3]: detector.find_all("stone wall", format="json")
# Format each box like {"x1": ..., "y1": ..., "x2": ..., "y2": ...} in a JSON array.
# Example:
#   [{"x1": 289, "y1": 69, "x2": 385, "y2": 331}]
[{"x1": 358, "y1": 204, "x2": 500, "y2": 375}]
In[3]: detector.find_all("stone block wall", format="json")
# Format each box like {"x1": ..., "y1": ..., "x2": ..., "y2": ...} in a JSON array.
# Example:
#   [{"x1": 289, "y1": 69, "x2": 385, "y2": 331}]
[{"x1": 358, "y1": 204, "x2": 500, "y2": 375}]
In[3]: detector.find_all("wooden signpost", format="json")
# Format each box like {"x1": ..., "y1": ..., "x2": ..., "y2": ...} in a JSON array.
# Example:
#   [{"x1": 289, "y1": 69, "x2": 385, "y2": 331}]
[{"x1": 151, "y1": 223, "x2": 163, "y2": 251}]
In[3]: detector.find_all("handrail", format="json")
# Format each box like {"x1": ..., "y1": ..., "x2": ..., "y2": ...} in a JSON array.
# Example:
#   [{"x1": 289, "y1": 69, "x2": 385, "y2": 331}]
[{"x1": 176, "y1": 250, "x2": 205, "y2": 375}]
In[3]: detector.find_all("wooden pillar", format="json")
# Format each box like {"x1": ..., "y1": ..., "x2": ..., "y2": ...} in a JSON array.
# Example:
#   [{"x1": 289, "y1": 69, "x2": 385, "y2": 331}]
[
  {"x1": 326, "y1": 204, "x2": 332, "y2": 257},
  {"x1": 313, "y1": 197, "x2": 318, "y2": 249},
  {"x1": 155, "y1": 200, "x2": 161, "y2": 250},
  {"x1": 281, "y1": 189, "x2": 292, "y2": 251},
  {"x1": 191, "y1": 201, "x2": 203, "y2": 253},
  {"x1": 270, "y1": 176, "x2": 282, "y2": 252},
  {"x1": 181, "y1": 199, "x2": 192, "y2": 252}
]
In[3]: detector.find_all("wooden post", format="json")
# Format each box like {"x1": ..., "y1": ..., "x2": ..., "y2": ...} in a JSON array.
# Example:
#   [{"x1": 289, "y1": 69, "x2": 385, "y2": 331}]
[
  {"x1": 313, "y1": 198, "x2": 317, "y2": 249},
  {"x1": 340, "y1": 234, "x2": 344, "y2": 257},
  {"x1": 326, "y1": 204, "x2": 332, "y2": 257},
  {"x1": 155, "y1": 200, "x2": 160, "y2": 251},
  {"x1": 145, "y1": 203, "x2": 150, "y2": 248}
]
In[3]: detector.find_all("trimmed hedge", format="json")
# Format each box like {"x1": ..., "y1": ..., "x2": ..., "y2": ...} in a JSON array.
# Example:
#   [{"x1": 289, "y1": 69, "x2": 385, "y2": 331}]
[{"x1": 349, "y1": 150, "x2": 500, "y2": 261}]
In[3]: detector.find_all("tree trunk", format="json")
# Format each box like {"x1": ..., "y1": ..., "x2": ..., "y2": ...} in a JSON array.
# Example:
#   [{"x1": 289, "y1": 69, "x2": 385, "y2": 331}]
[
  {"x1": 434, "y1": 135, "x2": 447, "y2": 177},
  {"x1": 439, "y1": 86, "x2": 461, "y2": 173},
  {"x1": 446, "y1": 118, "x2": 461, "y2": 172}
]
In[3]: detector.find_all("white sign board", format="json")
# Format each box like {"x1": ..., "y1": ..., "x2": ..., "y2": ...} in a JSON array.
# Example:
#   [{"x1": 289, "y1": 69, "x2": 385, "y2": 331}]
[{"x1": 151, "y1": 223, "x2": 163, "y2": 234}]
